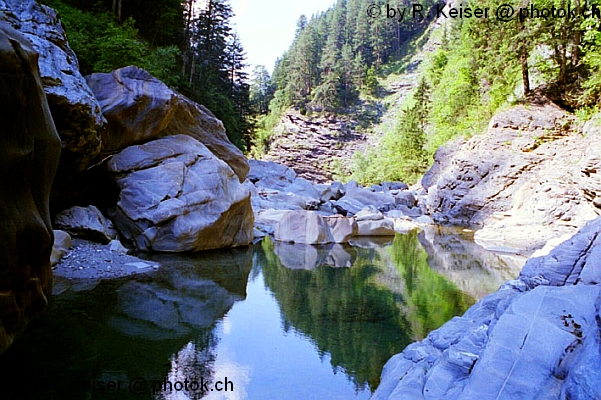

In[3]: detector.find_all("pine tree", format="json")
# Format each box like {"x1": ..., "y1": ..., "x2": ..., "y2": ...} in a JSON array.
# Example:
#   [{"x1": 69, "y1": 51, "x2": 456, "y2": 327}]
[{"x1": 250, "y1": 65, "x2": 274, "y2": 115}]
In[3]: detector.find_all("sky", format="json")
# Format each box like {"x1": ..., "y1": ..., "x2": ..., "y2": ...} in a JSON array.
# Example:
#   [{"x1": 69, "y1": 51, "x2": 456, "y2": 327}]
[{"x1": 229, "y1": 0, "x2": 337, "y2": 74}]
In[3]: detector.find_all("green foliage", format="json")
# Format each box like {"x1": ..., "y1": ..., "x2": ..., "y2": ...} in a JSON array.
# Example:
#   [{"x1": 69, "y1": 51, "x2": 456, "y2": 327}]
[
  {"x1": 364, "y1": 65, "x2": 380, "y2": 96},
  {"x1": 259, "y1": 232, "x2": 473, "y2": 389},
  {"x1": 45, "y1": 0, "x2": 254, "y2": 153},
  {"x1": 145, "y1": 46, "x2": 182, "y2": 88},
  {"x1": 388, "y1": 232, "x2": 473, "y2": 337},
  {"x1": 92, "y1": 17, "x2": 148, "y2": 72},
  {"x1": 351, "y1": 78, "x2": 430, "y2": 185}
]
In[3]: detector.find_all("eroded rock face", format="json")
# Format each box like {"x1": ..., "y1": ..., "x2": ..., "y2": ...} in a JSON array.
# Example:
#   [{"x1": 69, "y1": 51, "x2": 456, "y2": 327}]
[
  {"x1": 373, "y1": 218, "x2": 601, "y2": 400},
  {"x1": 86, "y1": 66, "x2": 249, "y2": 182},
  {"x1": 423, "y1": 102, "x2": 601, "y2": 252},
  {"x1": 0, "y1": 22, "x2": 61, "y2": 354},
  {"x1": 262, "y1": 110, "x2": 368, "y2": 183},
  {"x1": 107, "y1": 135, "x2": 254, "y2": 252},
  {"x1": 0, "y1": 0, "x2": 105, "y2": 179}
]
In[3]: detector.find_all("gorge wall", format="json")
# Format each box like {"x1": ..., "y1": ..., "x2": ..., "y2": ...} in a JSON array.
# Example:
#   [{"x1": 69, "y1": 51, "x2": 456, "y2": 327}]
[
  {"x1": 0, "y1": 22, "x2": 61, "y2": 354},
  {"x1": 423, "y1": 101, "x2": 601, "y2": 253}
]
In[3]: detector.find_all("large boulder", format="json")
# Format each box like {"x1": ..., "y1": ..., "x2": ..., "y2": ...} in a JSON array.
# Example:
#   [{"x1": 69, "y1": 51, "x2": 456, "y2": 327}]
[
  {"x1": 0, "y1": 23, "x2": 61, "y2": 354},
  {"x1": 423, "y1": 103, "x2": 601, "y2": 252},
  {"x1": 106, "y1": 135, "x2": 254, "y2": 252},
  {"x1": 86, "y1": 66, "x2": 248, "y2": 182},
  {"x1": 0, "y1": 0, "x2": 105, "y2": 179},
  {"x1": 373, "y1": 218, "x2": 601, "y2": 400},
  {"x1": 274, "y1": 211, "x2": 332, "y2": 245}
]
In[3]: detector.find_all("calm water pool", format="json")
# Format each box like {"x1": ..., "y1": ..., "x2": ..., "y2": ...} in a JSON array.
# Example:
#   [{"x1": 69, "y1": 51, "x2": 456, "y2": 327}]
[{"x1": 0, "y1": 230, "x2": 524, "y2": 399}]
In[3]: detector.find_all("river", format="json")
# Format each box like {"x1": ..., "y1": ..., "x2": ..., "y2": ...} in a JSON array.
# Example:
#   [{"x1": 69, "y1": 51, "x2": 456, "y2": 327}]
[{"x1": 0, "y1": 229, "x2": 524, "y2": 399}]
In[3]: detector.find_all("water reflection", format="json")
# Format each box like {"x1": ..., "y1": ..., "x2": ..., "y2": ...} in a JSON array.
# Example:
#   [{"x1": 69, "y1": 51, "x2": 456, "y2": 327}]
[
  {"x1": 259, "y1": 232, "x2": 473, "y2": 390},
  {"x1": 418, "y1": 226, "x2": 526, "y2": 299},
  {"x1": 0, "y1": 232, "x2": 494, "y2": 399},
  {"x1": 0, "y1": 247, "x2": 252, "y2": 400}
]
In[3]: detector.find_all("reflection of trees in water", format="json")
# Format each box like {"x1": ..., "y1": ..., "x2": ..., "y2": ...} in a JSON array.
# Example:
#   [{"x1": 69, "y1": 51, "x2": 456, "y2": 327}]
[
  {"x1": 156, "y1": 335, "x2": 217, "y2": 400},
  {"x1": 259, "y1": 233, "x2": 474, "y2": 392},
  {"x1": 259, "y1": 237, "x2": 412, "y2": 391},
  {"x1": 389, "y1": 231, "x2": 474, "y2": 340},
  {"x1": 417, "y1": 226, "x2": 526, "y2": 299}
]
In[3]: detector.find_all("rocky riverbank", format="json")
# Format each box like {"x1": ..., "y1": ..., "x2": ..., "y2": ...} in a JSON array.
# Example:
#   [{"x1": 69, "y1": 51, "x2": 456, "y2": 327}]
[
  {"x1": 373, "y1": 218, "x2": 601, "y2": 399},
  {"x1": 423, "y1": 100, "x2": 601, "y2": 253}
]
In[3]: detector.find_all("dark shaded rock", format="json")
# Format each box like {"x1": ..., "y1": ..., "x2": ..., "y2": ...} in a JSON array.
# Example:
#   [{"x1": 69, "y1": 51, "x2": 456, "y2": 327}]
[
  {"x1": 107, "y1": 135, "x2": 253, "y2": 252},
  {"x1": 0, "y1": 22, "x2": 61, "y2": 354},
  {"x1": 50, "y1": 230, "x2": 71, "y2": 267},
  {"x1": 86, "y1": 66, "x2": 248, "y2": 182},
  {"x1": 0, "y1": 0, "x2": 105, "y2": 180},
  {"x1": 53, "y1": 205, "x2": 117, "y2": 244},
  {"x1": 373, "y1": 218, "x2": 601, "y2": 400}
]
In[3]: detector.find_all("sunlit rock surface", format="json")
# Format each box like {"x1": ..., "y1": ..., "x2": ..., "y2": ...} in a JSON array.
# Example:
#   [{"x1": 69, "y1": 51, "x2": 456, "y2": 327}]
[
  {"x1": 0, "y1": 22, "x2": 61, "y2": 354},
  {"x1": 86, "y1": 66, "x2": 249, "y2": 182},
  {"x1": 107, "y1": 135, "x2": 254, "y2": 252},
  {"x1": 0, "y1": 0, "x2": 105, "y2": 179},
  {"x1": 373, "y1": 218, "x2": 601, "y2": 400},
  {"x1": 423, "y1": 102, "x2": 601, "y2": 252}
]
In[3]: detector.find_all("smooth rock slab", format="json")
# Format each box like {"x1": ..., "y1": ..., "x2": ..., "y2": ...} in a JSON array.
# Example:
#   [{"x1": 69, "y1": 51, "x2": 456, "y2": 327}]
[
  {"x1": 372, "y1": 218, "x2": 601, "y2": 400},
  {"x1": 274, "y1": 210, "x2": 331, "y2": 245},
  {"x1": 107, "y1": 135, "x2": 253, "y2": 252}
]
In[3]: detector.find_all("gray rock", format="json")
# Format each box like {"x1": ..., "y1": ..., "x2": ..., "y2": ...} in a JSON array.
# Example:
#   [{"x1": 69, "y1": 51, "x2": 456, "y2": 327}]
[
  {"x1": 248, "y1": 159, "x2": 296, "y2": 183},
  {"x1": 394, "y1": 191, "x2": 417, "y2": 208},
  {"x1": 318, "y1": 181, "x2": 345, "y2": 202},
  {"x1": 0, "y1": 22, "x2": 61, "y2": 354},
  {"x1": 357, "y1": 219, "x2": 396, "y2": 236},
  {"x1": 355, "y1": 207, "x2": 385, "y2": 221},
  {"x1": 50, "y1": 230, "x2": 72, "y2": 266},
  {"x1": 274, "y1": 211, "x2": 331, "y2": 244},
  {"x1": 324, "y1": 216, "x2": 358, "y2": 243},
  {"x1": 54, "y1": 205, "x2": 117, "y2": 244},
  {"x1": 334, "y1": 186, "x2": 396, "y2": 215},
  {"x1": 107, "y1": 135, "x2": 254, "y2": 252},
  {"x1": 372, "y1": 218, "x2": 601, "y2": 400},
  {"x1": 87, "y1": 66, "x2": 248, "y2": 182},
  {"x1": 386, "y1": 205, "x2": 422, "y2": 219},
  {"x1": 108, "y1": 239, "x2": 129, "y2": 255},
  {"x1": 423, "y1": 103, "x2": 600, "y2": 252},
  {"x1": 0, "y1": 0, "x2": 105, "y2": 179}
]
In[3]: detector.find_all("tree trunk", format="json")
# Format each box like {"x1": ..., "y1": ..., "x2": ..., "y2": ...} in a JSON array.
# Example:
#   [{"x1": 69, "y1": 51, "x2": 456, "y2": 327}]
[
  {"x1": 572, "y1": 0, "x2": 581, "y2": 67},
  {"x1": 116, "y1": 0, "x2": 122, "y2": 22},
  {"x1": 521, "y1": 45, "x2": 530, "y2": 96}
]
